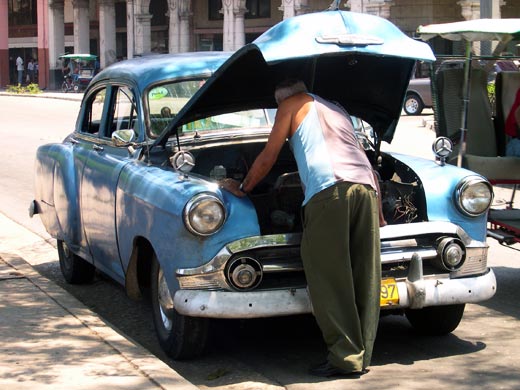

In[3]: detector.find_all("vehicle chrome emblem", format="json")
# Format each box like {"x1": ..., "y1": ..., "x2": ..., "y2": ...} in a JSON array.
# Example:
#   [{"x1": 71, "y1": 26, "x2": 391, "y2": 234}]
[
  {"x1": 170, "y1": 151, "x2": 195, "y2": 173},
  {"x1": 432, "y1": 137, "x2": 453, "y2": 166}
]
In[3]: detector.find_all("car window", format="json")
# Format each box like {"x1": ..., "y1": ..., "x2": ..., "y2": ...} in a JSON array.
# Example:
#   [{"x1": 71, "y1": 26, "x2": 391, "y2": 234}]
[
  {"x1": 182, "y1": 109, "x2": 272, "y2": 133},
  {"x1": 80, "y1": 87, "x2": 107, "y2": 135},
  {"x1": 147, "y1": 80, "x2": 274, "y2": 138},
  {"x1": 148, "y1": 79, "x2": 205, "y2": 137},
  {"x1": 107, "y1": 86, "x2": 138, "y2": 139}
]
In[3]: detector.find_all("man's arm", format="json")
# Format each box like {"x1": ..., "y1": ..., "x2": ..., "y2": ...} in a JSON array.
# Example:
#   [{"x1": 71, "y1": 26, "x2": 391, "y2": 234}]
[{"x1": 220, "y1": 100, "x2": 294, "y2": 197}]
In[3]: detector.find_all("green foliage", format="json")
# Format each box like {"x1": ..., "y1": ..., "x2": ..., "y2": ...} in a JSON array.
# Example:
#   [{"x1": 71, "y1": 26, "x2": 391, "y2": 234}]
[
  {"x1": 26, "y1": 83, "x2": 42, "y2": 94},
  {"x1": 487, "y1": 81, "x2": 496, "y2": 115},
  {"x1": 487, "y1": 81, "x2": 495, "y2": 100},
  {"x1": 5, "y1": 83, "x2": 42, "y2": 94}
]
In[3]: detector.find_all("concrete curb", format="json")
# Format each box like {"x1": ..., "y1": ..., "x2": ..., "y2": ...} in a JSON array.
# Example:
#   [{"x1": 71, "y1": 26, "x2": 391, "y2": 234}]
[
  {"x1": 0, "y1": 90, "x2": 83, "y2": 102},
  {"x1": 0, "y1": 212, "x2": 198, "y2": 390}
]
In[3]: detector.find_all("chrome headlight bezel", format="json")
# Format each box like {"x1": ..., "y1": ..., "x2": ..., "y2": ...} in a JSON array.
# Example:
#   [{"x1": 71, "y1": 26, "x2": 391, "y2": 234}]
[
  {"x1": 183, "y1": 193, "x2": 226, "y2": 236},
  {"x1": 455, "y1": 176, "x2": 493, "y2": 217}
]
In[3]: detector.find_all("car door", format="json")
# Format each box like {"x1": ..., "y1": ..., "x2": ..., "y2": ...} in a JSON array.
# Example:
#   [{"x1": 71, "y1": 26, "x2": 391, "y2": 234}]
[{"x1": 79, "y1": 84, "x2": 139, "y2": 283}]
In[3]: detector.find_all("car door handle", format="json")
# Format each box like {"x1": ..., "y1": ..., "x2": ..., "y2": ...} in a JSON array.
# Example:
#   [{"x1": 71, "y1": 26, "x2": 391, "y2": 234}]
[
  {"x1": 93, "y1": 144, "x2": 104, "y2": 152},
  {"x1": 69, "y1": 137, "x2": 79, "y2": 144}
]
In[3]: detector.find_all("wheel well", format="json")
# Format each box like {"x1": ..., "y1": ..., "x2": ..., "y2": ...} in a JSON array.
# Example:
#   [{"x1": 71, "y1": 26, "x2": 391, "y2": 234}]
[
  {"x1": 406, "y1": 91, "x2": 421, "y2": 100},
  {"x1": 125, "y1": 237, "x2": 154, "y2": 300}
]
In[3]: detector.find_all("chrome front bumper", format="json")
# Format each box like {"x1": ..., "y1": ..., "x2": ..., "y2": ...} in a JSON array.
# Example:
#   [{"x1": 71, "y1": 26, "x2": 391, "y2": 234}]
[{"x1": 173, "y1": 268, "x2": 497, "y2": 318}]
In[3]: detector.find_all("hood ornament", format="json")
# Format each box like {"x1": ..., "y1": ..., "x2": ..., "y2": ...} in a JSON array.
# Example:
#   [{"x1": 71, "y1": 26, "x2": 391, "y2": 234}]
[{"x1": 432, "y1": 137, "x2": 453, "y2": 166}]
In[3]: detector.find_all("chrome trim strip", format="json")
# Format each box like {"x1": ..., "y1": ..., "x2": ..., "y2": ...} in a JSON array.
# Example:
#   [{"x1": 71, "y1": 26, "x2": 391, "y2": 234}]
[
  {"x1": 226, "y1": 233, "x2": 302, "y2": 253},
  {"x1": 380, "y1": 221, "x2": 472, "y2": 244},
  {"x1": 173, "y1": 269, "x2": 497, "y2": 318},
  {"x1": 381, "y1": 248, "x2": 438, "y2": 263},
  {"x1": 176, "y1": 222, "x2": 487, "y2": 277},
  {"x1": 452, "y1": 245, "x2": 488, "y2": 277},
  {"x1": 262, "y1": 262, "x2": 303, "y2": 273}
]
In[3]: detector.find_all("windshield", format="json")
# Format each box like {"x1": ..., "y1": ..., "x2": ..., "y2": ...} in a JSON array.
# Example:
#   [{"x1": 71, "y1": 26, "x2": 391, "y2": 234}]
[{"x1": 147, "y1": 79, "x2": 274, "y2": 137}]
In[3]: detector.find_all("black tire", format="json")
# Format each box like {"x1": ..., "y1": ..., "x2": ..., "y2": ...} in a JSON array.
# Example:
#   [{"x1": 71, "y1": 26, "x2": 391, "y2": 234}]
[
  {"x1": 404, "y1": 93, "x2": 424, "y2": 115},
  {"x1": 73, "y1": 83, "x2": 80, "y2": 93},
  {"x1": 61, "y1": 81, "x2": 69, "y2": 93},
  {"x1": 405, "y1": 304, "x2": 465, "y2": 335},
  {"x1": 57, "y1": 239, "x2": 95, "y2": 284},
  {"x1": 151, "y1": 255, "x2": 209, "y2": 359}
]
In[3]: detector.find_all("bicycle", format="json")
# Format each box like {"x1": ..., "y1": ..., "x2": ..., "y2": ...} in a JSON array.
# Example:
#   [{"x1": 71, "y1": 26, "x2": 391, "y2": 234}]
[{"x1": 61, "y1": 75, "x2": 80, "y2": 93}]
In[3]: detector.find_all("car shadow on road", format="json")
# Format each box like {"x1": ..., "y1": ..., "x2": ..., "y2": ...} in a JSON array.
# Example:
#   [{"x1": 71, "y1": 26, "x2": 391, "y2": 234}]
[{"x1": 172, "y1": 311, "x2": 487, "y2": 387}]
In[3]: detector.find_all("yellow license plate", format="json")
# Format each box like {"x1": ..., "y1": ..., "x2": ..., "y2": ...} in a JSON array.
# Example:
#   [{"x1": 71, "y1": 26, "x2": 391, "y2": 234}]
[{"x1": 380, "y1": 278, "x2": 399, "y2": 307}]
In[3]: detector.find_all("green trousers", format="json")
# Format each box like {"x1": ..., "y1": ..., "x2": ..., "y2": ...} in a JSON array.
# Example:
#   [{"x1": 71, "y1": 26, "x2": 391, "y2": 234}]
[{"x1": 301, "y1": 181, "x2": 381, "y2": 372}]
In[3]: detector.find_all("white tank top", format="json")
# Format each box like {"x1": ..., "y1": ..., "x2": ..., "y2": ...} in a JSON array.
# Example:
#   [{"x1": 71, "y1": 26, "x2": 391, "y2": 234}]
[{"x1": 289, "y1": 94, "x2": 377, "y2": 205}]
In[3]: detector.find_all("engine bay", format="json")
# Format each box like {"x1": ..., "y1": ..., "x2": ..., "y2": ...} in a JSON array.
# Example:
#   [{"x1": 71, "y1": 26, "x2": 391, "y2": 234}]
[{"x1": 177, "y1": 141, "x2": 427, "y2": 234}]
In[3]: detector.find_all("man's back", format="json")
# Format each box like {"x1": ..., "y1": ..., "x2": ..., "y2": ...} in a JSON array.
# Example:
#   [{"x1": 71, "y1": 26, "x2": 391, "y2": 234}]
[{"x1": 288, "y1": 94, "x2": 376, "y2": 205}]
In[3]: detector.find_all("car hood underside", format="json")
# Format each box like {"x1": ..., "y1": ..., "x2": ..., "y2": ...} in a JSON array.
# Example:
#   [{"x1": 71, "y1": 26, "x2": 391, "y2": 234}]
[{"x1": 156, "y1": 10, "x2": 435, "y2": 148}]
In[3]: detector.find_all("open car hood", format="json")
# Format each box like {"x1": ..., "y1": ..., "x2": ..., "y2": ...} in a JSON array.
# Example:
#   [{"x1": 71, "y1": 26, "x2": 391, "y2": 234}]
[{"x1": 156, "y1": 10, "x2": 435, "y2": 147}]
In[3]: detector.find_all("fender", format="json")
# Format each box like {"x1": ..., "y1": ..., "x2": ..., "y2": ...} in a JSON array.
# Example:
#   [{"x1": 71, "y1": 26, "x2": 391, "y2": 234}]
[{"x1": 35, "y1": 142, "x2": 85, "y2": 252}]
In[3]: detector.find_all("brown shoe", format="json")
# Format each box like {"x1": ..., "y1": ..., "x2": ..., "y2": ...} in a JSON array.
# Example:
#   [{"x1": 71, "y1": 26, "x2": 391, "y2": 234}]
[{"x1": 308, "y1": 361, "x2": 369, "y2": 378}]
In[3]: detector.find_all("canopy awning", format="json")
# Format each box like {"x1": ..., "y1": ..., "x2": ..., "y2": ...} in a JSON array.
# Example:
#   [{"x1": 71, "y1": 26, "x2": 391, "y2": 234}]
[
  {"x1": 59, "y1": 54, "x2": 98, "y2": 61},
  {"x1": 417, "y1": 18, "x2": 520, "y2": 43}
]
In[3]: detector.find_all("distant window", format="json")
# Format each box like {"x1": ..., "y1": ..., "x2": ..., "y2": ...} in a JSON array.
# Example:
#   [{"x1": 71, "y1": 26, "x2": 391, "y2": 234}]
[
  {"x1": 8, "y1": 0, "x2": 37, "y2": 25},
  {"x1": 115, "y1": 1, "x2": 127, "y2": 28},
  {"x1": 150, "y1": 0, "x2": 167, "y2": 26},
  {"x1": 208, "y1": 0, "x2": 222, "y2": 20},
  {"x1": 208, "y1": 0, "x2": 270, "y2": 20},
  {"x1": 246, "y1": 0, "x2": 270, "y2": 19}
]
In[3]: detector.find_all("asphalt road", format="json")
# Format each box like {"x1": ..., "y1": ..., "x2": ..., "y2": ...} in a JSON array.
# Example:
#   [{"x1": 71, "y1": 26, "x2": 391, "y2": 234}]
[{"x1": 1, "y1": 94, "x2": 520, "y2": 390}]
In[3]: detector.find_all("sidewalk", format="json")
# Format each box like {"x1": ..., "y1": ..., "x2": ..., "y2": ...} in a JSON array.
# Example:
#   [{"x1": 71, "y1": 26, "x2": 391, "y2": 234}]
[
  {"x1": 0, "y1": 213, "x2": 198, "y2": 390},
  {"x1": 0, "y1": 89, "x2": 84, "y2": 102}
]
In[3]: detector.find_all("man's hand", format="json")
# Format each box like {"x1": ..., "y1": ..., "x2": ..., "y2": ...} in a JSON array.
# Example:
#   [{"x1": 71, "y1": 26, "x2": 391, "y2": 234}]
[{"x1": 219, "y1": 178, "x2": 247, "y2": 197}]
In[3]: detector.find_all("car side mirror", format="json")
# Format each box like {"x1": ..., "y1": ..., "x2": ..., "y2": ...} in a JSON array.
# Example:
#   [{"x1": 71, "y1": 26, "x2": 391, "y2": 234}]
[{"x1": 112, "y1": 129, "x2": 136, "y2": 146}]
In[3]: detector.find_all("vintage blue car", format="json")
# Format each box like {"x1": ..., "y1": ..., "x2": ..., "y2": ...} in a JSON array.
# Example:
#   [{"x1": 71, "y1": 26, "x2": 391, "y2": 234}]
[{"x1": 32, "y1": 10, "x2": 497, "y2": 359}]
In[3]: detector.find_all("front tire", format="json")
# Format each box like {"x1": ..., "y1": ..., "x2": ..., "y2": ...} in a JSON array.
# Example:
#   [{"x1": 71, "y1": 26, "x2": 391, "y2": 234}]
[
  {"x1": 57, "y1": 239, "x2": 95, "y2": 284},
  {"x1": 404, "y1": 93, "x2": 424, "y2": 115},
  {"x1": 61, "y1": 81, "x2": 69, "y2": 93},
  {"x1": 151, "y1": 255, "x2": 209, "y2": 359},
  {"x1": 405, "y1": 304, "x2": 465, "y2": 335}
]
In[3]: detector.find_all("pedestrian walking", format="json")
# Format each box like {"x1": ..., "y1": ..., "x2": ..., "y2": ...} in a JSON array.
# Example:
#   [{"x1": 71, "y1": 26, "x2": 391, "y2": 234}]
[
  {"x1": 16, "y1": 56, "x2": 24, "y2": 85},
  {"x1": 220, "y1": 79, "x2": 385, "y2": 377},
  {"x1": 27, "y1": 58, "x2": 35, "y2": 83}
]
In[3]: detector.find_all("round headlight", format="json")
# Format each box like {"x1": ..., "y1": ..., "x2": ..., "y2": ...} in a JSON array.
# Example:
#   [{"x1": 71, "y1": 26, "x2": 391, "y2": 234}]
[
  {"x1": 455, "y1": 176, "x2": 493, "y2": 216},
  {"x1": 184, "y1": 193, "x2": 225, "y2": 236}
]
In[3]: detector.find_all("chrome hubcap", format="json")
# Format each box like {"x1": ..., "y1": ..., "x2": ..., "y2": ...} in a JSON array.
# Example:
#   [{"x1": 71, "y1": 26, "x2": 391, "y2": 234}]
[
  {"x1": 157, "y1": 267, "x2": 174, "y2": 331},
  {"x1": 406, "y1": 99, "x2": 418, "y2": 112}
]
